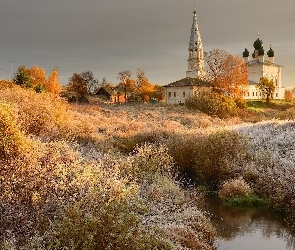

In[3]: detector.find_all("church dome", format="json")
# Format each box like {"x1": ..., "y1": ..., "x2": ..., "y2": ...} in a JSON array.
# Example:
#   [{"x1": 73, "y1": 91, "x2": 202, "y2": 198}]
[
  {"x1": 258, "y1": 47, "x2": 265, "y2": 56},
  {"x1": 253, "y1": 37, "x2": 263, "y2": 50},
  {"x1": 243, "y1": 48, "x2": 250, "y2": 57},
  {"x1": 267, "y1": 47, "x2": 275, "y2": 57}
]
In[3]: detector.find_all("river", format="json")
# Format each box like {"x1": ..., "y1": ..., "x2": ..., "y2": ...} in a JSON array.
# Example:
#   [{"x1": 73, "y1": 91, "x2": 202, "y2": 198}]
[{"x1": 206, "y1": 195, "x2": 295, "y2": 250}]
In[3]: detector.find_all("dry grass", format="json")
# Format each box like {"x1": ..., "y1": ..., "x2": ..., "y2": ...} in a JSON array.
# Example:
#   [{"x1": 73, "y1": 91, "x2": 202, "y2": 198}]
[
  {"x1": 0, "y1": 85, "x2": 216, "y2": 249},
  {"x1": 2, "y1": 84, "x2": 295, "y2": 248}
]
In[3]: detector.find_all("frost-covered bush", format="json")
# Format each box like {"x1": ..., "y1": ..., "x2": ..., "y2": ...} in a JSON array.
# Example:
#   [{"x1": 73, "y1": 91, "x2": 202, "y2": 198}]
[
  {"x1": 0, "y1": 101, "x2": 30, "y2": 158},
  {"x1": 218, "y1": 178, "x2": 253, "y2": 199},
  {"x1": 167, "y1": 132, "x2": 205, "y2": 182},
  {"x1": 129, "y1": 143, "x2": 174, "y2": 181},
  {"x1": 0, "y1": 85, "x2": 94, "y2": 140},
  {"x1": 235, "y1": 120, "x2": 295, "y2": 217},
  {"x1": 194, "y1": 130, "x2": 250, "y2": 186}
]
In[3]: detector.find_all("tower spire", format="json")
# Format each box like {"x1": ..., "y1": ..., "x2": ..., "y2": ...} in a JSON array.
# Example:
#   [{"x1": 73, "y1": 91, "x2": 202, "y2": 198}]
[{"x1": 186, "y1": 6, "x2": 205, "y2": 78}]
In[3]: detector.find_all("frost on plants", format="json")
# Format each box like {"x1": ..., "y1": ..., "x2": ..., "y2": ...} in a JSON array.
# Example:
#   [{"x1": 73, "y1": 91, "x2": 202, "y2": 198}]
[{"x1": 218, "y1": 178, "x2": 253, "y2": 200}]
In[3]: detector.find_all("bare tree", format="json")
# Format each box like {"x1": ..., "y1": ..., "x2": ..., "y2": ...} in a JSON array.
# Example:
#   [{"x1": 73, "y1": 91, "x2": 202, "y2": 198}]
[
  {"x1": 117, "y1": 70, "x2": 132, "y2": 102},
  {"x1": 81, "y1": 70, "x2": 99, "y2": 94}
]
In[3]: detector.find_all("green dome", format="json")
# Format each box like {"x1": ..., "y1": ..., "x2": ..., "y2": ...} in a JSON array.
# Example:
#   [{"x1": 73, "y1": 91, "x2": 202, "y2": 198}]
[
  {"x1": 243, "y1": 48, "x2": 250, "y2": 57},
  {"x1": 258, "y1": 47, "x2": 265, "y2": 56},
  {"x1": 267, "y1": 47, "x2": 275, "y2": 57},
  {"x1": 253, "y1": 37, "x2": 263, "y2": 50}
]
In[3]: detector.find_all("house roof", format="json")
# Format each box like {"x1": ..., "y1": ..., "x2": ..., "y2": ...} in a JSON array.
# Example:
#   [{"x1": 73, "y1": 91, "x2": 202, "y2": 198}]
[
  {"x1": 164, "y1": 77, "x2": 212, "y2": 87},
  {"x1": 97, "y1": 85, "x2": 116, "y2": 96}
]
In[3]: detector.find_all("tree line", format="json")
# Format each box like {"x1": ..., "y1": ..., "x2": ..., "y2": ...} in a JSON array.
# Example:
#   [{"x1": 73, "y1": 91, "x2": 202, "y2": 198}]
[
  {"x1": 13, "y1": 65, "x2": 61, "y2": 96},
  {"x1": 10, "y1": 65, "x2": 165, "y2": 103},
  {"x1": 67, "y1": 68, "x2": 165, "y2": 103}
]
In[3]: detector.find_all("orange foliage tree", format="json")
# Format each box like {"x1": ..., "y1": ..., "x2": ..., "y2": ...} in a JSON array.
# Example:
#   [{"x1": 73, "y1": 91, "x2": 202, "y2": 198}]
[
  {"x1": 135, "y1": 69, "x2": 154, "y2": 102},
  {"x1": 46, "y1": 67, "x2": 61, "y2": 96},
  {"x1": 285, "y1": 90, "x2": 293, "y2": 101},
  {"x1": 205, "y1": 49, "x2": 249, "y2": 98},
  {"x1": 67, "y1": 73, "x2": 88, "y2": 95}
]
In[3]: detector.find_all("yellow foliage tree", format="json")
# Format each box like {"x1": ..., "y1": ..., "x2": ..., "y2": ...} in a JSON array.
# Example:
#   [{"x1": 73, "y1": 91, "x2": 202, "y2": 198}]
[
  {"x1": 46, "y1": 67, "x2": 61, "y2": 96},
  {"x1": 136, "y1": 69, "x2": 154, "y2": 101},
  {"x1": 28, "y1": 65, "x2": 47, "y2": 92}
]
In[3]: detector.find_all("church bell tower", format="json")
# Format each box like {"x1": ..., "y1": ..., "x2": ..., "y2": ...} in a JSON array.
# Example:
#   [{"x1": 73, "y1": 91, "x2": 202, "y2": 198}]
[{"x1": 186, "y1": 7, "x2": 205, "y2": 78}]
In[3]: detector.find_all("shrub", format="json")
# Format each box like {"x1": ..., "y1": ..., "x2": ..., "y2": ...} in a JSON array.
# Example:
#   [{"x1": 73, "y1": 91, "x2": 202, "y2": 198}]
[
  {"x1": 185, "y1": 91, "x2": 238, "y2": 118},
  {"x1": 49, "y1": 175, "x2": 168, "y2": 250},
  {"x1": 0, "y1": 80, "x2": 14, "y2": 89},
  {"x1": 194, "y1": 130, "x2": 250, "y2": 186},
  {"x1": 0, "y1": 101, "x2": 30, "y2": 158},
  {"x1": 129, "y1": 143, "x2": 174, "y2": 182},
  {"x1": 0, "y1": 85, "x2": 95, "y2": 141},
  {"x1": 167, "y1": 133, "x2": 205, "y2": 182},
  {"x1": 218, "y1": 178, "x2": 270, "y2": 207},
  {"x1": 234, "y1": 97, "x2": 247, "y2": 109},
  {"x1": 218, "y1": 178, "x2": 253, "y2": 199}
]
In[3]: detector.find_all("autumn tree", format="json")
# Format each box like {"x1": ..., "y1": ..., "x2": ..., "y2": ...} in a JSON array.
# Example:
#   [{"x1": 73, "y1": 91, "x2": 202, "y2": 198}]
[
  {"x1": 67, "y1": 73, "x2": 87, "y2": 95},
  {"x1": 152, "y1": 84, "x2": 165, "y2": 103},
  {"x1": 117, "y1": 70, "x2": 135, "y2": 102},
  {"x1": 285, "y1": 90, "x2": 293, "y2": 101},
  {"x1": 13, "y1": 66, "x2": 32, "y2": 88},
  {"x1": 13, "y1": 65, "x2": 48, "y2": 92},
  {"x1": 204, "y1": 48, "x2": 248, "y2": 98},
  {"x1": 46, "y1": 67, "x2": 61, "y2": 96},
  {"x1": 257, "y1": 77, "x2": 275, "y2": 104},
  {"x1": 135, "y1": 69, "x2": 154, "y2": 102},
  {"x1": 28, "y1": 65, "x2": 47, "y2": 92}
]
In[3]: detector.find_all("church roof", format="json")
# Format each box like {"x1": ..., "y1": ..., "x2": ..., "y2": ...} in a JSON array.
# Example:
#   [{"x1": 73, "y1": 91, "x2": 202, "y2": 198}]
[
  {"x1": 253, "y1": 37, "x2": 263, "y2": 50},
  {"x1": 164, "y1": 77, "x2": 212, "y2": 87},
  {"x1": 267, "y1": 47, "x2": 275, "y2": 57},
  {"x1": 246, "y1": 60, "x2": 282, "y2": 68},
  {"x1": 243, "y1": 48, "x2": 250, "y2": 57},
  {"x1": 249, "y1": 80, "x2": 258, "y2": 85}
]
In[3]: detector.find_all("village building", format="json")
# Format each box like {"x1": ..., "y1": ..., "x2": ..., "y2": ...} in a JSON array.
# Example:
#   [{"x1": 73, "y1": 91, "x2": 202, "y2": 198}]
[
  {"x1": 242, "y1": 37, "x2": 285, "y2": 99},
  {"x1": 164, "y1": 8, "x2": 211, "y2": 105},
  {"x1": 96, "y1": 85, "x2": 127, "y2": 103}
]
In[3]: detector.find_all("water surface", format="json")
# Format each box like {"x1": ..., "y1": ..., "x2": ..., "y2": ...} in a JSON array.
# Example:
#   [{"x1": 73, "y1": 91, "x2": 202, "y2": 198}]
[{"x1": 206, "y1": 195, "x2": 295, "y2": 250}]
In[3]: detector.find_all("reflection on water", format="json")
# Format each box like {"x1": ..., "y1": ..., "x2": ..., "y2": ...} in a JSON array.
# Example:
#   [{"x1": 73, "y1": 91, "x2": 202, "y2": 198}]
[{"x1": 206, "y1": 195, "x2": 295, "y2": 250}]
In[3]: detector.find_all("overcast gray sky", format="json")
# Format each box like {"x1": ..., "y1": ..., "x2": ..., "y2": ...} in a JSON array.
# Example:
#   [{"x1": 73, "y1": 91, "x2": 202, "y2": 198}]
[{"x1": 0, "y1": 0, "x2": 294, "y2": 87}]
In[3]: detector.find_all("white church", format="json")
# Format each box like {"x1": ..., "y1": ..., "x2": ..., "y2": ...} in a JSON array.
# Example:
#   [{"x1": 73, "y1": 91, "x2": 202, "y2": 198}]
[
  {"x1": 242, "y1": 37, "x2": 285, "y2": 99},
  {"x1": 164, "y1": 8, "x2": 285, "y2": 104}
]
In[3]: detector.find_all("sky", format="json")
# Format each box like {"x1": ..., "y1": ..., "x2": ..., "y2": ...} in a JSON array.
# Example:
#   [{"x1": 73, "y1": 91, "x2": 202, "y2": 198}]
[{"x1": 0, "y1": 0, "x2": 295, "y2": 87}]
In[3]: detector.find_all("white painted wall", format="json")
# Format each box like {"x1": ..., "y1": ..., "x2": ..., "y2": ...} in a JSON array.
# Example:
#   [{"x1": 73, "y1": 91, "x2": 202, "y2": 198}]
[{"x1": 244, "y1": 58, "x2": 284, "y2": 100}]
